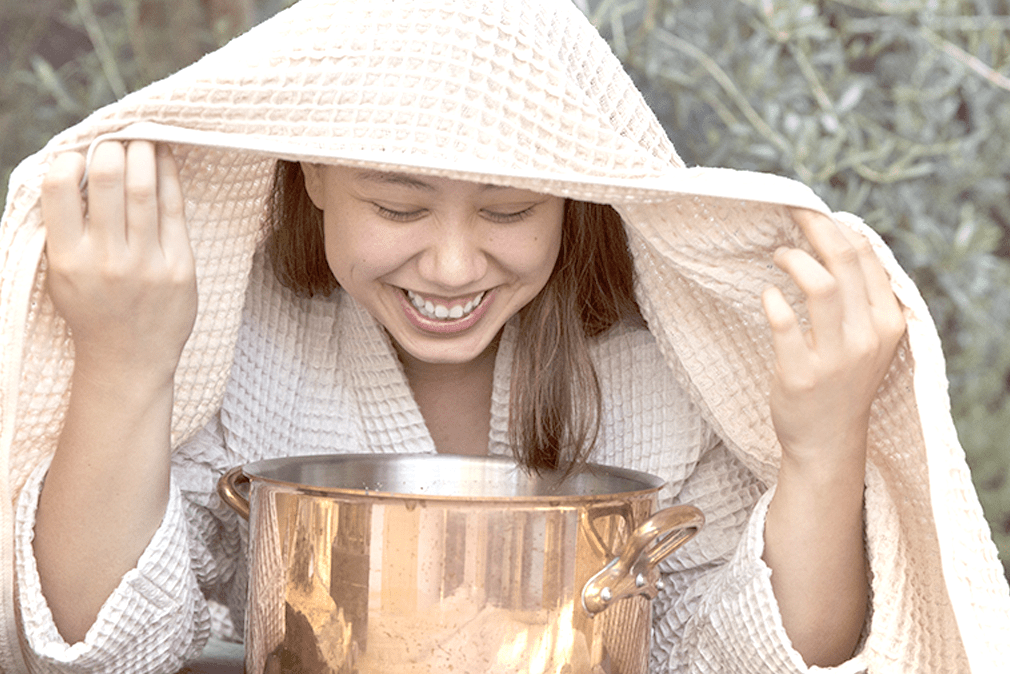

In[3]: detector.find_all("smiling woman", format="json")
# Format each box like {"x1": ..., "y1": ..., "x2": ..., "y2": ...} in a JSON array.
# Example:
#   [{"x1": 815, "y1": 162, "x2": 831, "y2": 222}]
[
  {"x1": 270, "y1": 160, "x2": 639, "y2": 467},
  {"x1": 2, "y1": 0, "x2": 1009, "y2": 673}
]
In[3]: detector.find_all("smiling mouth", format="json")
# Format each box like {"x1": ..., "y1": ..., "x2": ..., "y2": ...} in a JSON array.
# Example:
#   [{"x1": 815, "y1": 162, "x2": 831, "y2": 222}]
[{"x1": 405, "y1": 289, "x2": 487, "y2": 321}]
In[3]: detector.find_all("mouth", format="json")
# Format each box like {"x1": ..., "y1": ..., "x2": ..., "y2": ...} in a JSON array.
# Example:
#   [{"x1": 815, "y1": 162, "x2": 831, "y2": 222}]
[
  {"x1": 405, "y1": 289, "x2": 486, "y2": 321},
  {"x1": 398, "y1": 288, "x2": 496, "y2": 335}
]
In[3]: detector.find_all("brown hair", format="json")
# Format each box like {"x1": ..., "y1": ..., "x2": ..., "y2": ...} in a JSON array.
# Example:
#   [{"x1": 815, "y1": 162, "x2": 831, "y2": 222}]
[{"x1": 264, "y1": 161, "x2": 644, "y2": 471}]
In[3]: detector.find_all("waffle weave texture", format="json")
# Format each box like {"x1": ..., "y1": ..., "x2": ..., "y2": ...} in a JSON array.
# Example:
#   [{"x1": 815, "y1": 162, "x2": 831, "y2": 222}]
[{"x1": 1, "y1": 0, "x2": 1009, "y2": 672}]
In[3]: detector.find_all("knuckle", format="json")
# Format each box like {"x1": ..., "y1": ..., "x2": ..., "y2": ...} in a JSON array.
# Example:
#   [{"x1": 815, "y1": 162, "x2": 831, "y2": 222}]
[
  {"x1": 124, "y1": 255, "x2": 194, "y2": 289},
  {"x1": 768, "y1": 314, "x2": 794, "y2": 334},
  {"x1": 832, "y1": 240, "x2": 861, "y2": 266},
  {"x1": 167, "y1": 262, "x2": 196, "y2": 288},
  {"x1": 852, "y1": 332, "x2": 881, "y2": 359},
  {"x1": 160, "y1": 197, "x2": 186, "y2": 221},
  {"x1": 88, "y1": 164, "x2": 123, "y2": 190},
  {"x1": 891, "y1": 314, "x2": 908, "y2": 338},
  {"x1": 126, "y1": 180, "x2": 157, "y2": 205},
  {"x1": 45, "y1": 242, "x2": 84, "y2": 275},
  {"x1": 852, "y1": 235, "x2": 874, "y2": 257},
  {"x1": 882, "y1": 314, "x2": 905, "y2": 339},
  {"x1": 781, "y1": 369, "x2": 817, "y2": 395},
  {"x1": 807, "y1": 275, "x2": 839, "y2": 300},
  {"x1": 884, "y1": 323, "x2": 907, "y2": 352},
  {"x1": 875, "y1": 305, "x2": 907, "y2": 342},
  {"x1": 45, "y1": 259, "x2": 80, "y2": 286},
  {"x1": 42, "y1": 164, "x2": 79, "y2": 194},
  {"x1": 97, "y1": 258, "x2": 134, "y2": 283}
]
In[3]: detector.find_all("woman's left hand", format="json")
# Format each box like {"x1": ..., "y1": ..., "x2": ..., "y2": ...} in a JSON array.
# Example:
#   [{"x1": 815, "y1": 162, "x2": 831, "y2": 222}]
[
  {"x1": 759, "y1": 208, "x2": 906, "y2": 667},
  {"x1": 761, "y1": 208, "x2": 906, "y2": 473}
]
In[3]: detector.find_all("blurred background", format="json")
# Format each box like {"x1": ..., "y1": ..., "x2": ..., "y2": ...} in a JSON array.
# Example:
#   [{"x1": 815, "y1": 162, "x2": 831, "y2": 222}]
[{"x1": 2, "y1": 0, "x2": 1009, "y2": 578}]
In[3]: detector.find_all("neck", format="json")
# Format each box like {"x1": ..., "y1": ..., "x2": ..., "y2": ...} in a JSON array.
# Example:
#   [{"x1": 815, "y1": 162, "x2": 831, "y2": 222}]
[{"x1": 392, "y1": 333, "x2": 501, "y2": 456}]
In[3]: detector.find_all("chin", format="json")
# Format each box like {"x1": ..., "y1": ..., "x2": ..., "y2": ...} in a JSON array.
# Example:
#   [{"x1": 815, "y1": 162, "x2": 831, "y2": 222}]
[{"x1": 392, "y1": 331, "x2": 499, "y2": 366}]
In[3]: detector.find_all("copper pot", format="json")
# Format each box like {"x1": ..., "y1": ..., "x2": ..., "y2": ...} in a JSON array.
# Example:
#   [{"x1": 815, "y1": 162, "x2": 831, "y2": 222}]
[{"x1": 218, "y1": 454, "x2": 703, "y2": 674}]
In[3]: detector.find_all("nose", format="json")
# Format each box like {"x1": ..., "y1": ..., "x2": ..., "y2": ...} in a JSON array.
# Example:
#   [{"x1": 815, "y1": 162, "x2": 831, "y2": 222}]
[{"x1": 417, "y1": 219, "x2": 488, "y2": 290}]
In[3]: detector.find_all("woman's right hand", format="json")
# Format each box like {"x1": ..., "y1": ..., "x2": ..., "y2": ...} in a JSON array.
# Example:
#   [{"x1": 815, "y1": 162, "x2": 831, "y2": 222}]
[
  {"x1": 33, "y1": 140, "x2": 197, "y2": 644},
  {"x1": 42, "y1": 140, "x2": 197, "y2": 382}
]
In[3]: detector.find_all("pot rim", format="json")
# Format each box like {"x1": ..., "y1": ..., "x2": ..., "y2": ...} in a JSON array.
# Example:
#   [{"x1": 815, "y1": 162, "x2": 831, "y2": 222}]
[{"x1": 231, "y1": 452, "x2": 667, "y2": 504}]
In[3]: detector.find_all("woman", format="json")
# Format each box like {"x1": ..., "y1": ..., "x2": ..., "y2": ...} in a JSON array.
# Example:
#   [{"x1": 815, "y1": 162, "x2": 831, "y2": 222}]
[{"x1": 2, "y1": 0, "x2": 1007, "y2": 672}]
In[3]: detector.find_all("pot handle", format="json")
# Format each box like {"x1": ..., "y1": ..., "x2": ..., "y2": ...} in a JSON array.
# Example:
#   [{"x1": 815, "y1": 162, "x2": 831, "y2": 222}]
[
  {"x1": 217, "y1": 466, "x2": 251, "y2": 520},
  {"x1": 582, "y1": 504, "x2": 704, "y2": 615},
  {"x1": 580, "y1": 503, "x2": 635, "y2": 558}
]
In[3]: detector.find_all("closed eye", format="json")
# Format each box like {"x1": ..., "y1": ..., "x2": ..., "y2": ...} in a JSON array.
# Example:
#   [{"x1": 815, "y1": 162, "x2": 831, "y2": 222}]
[
  {"x1": 482, "y1": 206, "x2": 536, "y2": 224},
  {"x1": 373, "y1": 204, "x2": 427, "y2": 222}
]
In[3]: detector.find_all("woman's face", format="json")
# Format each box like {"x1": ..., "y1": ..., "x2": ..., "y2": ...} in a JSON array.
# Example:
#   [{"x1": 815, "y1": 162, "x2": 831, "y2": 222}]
[{"x1": 302, "y1": 164, "x2": 564, "y2": 365}]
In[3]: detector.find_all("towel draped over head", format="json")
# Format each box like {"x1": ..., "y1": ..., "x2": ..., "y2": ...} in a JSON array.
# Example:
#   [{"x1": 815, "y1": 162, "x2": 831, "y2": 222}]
[{"x1": 1, "y1": 0, "x2": 1008, "y2": 671}]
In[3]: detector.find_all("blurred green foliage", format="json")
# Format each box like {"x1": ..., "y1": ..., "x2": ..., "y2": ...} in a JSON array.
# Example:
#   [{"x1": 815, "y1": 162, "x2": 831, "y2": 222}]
[{"x1": 2, "y1": 0, "x2": 1009, "y2": 575}]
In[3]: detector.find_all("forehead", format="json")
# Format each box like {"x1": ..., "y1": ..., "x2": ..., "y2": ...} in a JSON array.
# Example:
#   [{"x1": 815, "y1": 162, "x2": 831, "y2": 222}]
[{"x1": 349, "y1": 169, "x2": 512, "y2": 194}]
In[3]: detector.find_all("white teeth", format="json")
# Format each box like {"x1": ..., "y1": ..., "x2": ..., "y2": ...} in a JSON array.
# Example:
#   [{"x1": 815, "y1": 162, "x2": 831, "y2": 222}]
[{"x1": 406, "y1": 290, "x2": 485, "y2": 321}]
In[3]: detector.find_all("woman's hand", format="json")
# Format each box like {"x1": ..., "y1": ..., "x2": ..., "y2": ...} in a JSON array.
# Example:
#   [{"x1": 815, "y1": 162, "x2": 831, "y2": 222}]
[
  {"x1": 759, "y1": 208, "x2": 906, "y2": 667},
  {"x1": 762, "y1": 208, "x2": 906, "y2": 474},
  {"x1": 42, "y1": 140, "x2": 197, "y2": 383},
  {"x1": 35, "y1": 140, "x2": 197, "y2": 643}
]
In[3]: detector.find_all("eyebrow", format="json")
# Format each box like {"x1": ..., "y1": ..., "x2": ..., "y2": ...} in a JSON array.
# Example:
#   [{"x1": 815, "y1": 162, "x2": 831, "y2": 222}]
[{"x1": 353, "y1": 170, "x2": 507, "y2": 192}]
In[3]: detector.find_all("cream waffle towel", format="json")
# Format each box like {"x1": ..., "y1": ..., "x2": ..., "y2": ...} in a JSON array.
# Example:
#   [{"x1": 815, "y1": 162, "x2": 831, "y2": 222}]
[{"x1": 1, "y1": 0, "x2": 1008, "y2": 672}]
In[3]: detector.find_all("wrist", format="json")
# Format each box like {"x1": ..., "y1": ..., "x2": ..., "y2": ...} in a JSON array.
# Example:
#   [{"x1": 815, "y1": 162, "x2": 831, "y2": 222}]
[
  {"x1": 71, "y1": 347, "x2": 180, "y2": 396},
  {"x1": 769, "y1": 449, "x2": 867, "y2": 548},
  {"x1": 776, "y1": 447, "x2": 866, "y2": 509},
  {"x1": 54, "y1": 353, "x2": 176, "y2": 488},
  {"x1": 777, "y1": 419, "x2": 869, "y2": 481}
]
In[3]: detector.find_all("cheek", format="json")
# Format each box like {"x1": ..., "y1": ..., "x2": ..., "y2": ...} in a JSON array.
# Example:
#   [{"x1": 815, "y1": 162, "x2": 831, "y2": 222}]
[
  {"x1": 495, "y1": 202, "x2": 564, "y2": 283},
  {"x1": 323, "y1": 243, "x2": 352, "y2": 287},
  {"x1": 527, "y1": 216, "x2": 564, "y2": 283},
  {"x1": 322, "y1": 215, "x2": 396, "y2": 286},
  {"x1": 322, "y1": 218, "x2": 353, "y2": 285},
  {"x1": 534, "y1": 231, "x2": 563, "y2": 281},
  {"x1": 491, "y1": 232, "x2": 559, "y2": 286}
]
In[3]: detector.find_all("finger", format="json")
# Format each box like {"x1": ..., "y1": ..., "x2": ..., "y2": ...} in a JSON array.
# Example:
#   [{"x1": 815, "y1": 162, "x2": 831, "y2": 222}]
[
  {"x1": 41, "y1": 153, "x2": 87, "y2": 256},
  {"x1": 762, "y1": 285, "x2": 812, "y2": 375},
  {"x1": 86, "y1": 141, "x2": 128, "y2": 253},
  {"x1": 835, "y1": 224, "x2": 897, "y2": 310},
  {"x1": 124, "y1": 141, "x2": 160, "y2": 251},
  {"x1": 154, "y1": 144, "x2": 192, "y2": 263},
  {"x1": 836, "y1": 224, "x2": 907, "y2": 344},
  {"x1": 790, "y1": 208, "x2": 871, "y2": 322},
  {"x1": 772, "y1": 246, "x2": 844, "y2": 353}
]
